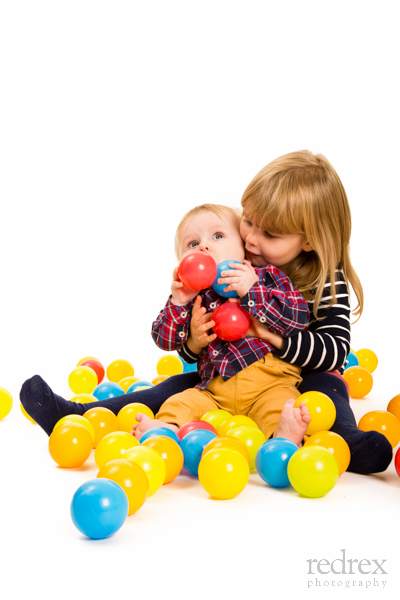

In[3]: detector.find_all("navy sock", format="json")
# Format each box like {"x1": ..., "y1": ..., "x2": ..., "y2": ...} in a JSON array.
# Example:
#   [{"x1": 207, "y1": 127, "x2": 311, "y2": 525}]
[
  {"x1": 20, "y1": 372, "x2": 201, "y2": 437},
  {"x1": 299, "y1": 371, "x2": 393, "y2": 474}
]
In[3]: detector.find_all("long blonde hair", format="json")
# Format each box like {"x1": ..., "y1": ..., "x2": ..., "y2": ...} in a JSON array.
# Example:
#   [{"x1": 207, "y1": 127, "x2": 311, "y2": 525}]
[{"x1": 241, "y1": 150, "x2": 364, "y2": 320}]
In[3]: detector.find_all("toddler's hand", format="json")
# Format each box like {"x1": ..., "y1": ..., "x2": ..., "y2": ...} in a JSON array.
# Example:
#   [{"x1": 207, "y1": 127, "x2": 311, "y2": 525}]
[
  {"x1": 244, "y1": 314, "x2": 285, "y2": 350},
  {"x1": 186, "y1": 295, "x2": 217, "y2": 355},
  {"x1": 171, "y1": 267, "x2": 199, "y2": 306},
  {"x1": 218, "y1": 260, "x2": 259, "y2": 298}
]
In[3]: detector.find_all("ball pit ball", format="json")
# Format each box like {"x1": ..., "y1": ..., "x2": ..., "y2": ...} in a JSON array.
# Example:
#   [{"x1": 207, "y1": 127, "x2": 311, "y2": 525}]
[
  {"x1": 177, "y1": 419, "x2": 217, "y2": 440},
  {"x1": 97, "y1": 459, "x2": 149, "y2": 515},
  {"x1": 68, "y1": 366, "x2": 98, "y2": 395},
  {"x1": 140, "y1": 427, "x2": 181, "y2": 445},
  {"x1": 127, "y1": 381, "x2": 154, "y2": 393},
  {"x1": 118, "y1": 376, "x2": 140, "y2": 393},
  {"x1": 387, "y1": 394, "x2": 400, "y2": 421},
  {"x1": 179, "y1": 358, "x2": 198, "y2": 373},
  {"x1": 212, "y1": 302, "x2": 251, "y2": 342},
  {"x1": 71, "y1": 393, "x2": 98, "y2": 404},
  {"x1": 48, "y1": 423, "x2": 93, "y2": 468},
  {"x1": 201, "y1": 409, "x2": 233, "y2": 433},
  {"x1": 294, "y1": 391, "x2": 336, "y2": 436},
  {"x1": 93, "y1": 381, "x2": 125, "y2": 401},
  {"x1": 80, "y1": 359, "x2": 105, "y2": 385},
  {"x1": 218, "y1": 415, "x2": 259, "y2": 437},
  {"x1": 255, "y1": 438, "x2": 299, "y2": 488},
  {"x1": 95, "y1": 431, "x2": 140, "y2": 470},
  {"x1": 344, "y1": 351, "x2": 359, "y2": 370},
  {"x1": 226, "y1": 425, "x2": 266, "y2": 471},
  {"x1": 156, "y1": 355, "x2": 184, "y2": 377},
  {"x1": 0, "y1": 387, "x2": 13, "y2": 420},
  {"x1": 142, "y1": 435, "x2": 184, "y2": 484},
  {"x1": 304, "y1": 431, "x2": 351, "y2": 475},
  {"x1": 151, "y1": 375, "x2": 170, "y2": 386},
  {"x1": 71, "y1": 478, "x2": 129, "y2": 539},
  {"x1": 117, "y1": 403, "x2": 155, "y2": 432},
  {"x1": 54, "y1": 414, "x2": 95, "y2": 444},
  {"x1": 21, "y1": 403, "x2": 36, "y2": 423},
  {"x1": 124, "y1": 446, "x2": 166, "y2": 495},
  {"x1": 201, "y1": 436, "x2": 250, "y2": 466},
  {"x1": 106, "y1": 359, "x2": 135, "y2": 383},
  {"x1": 179, "y1": 428, "x2": 217, "y2": 476},
  {"x1": 343, "y1": 366, "x2": 373, "y2": 399},
  {"x1": 395, "y1": 447, "x2": 400, "y2": 478},
  {"x1": 198, "y1": 448, "x2": 250, "y2": 499},
  {"x1": 212, "y1": 260, "x2": 241, "y2": 298},
  {"x1": 83, "y1": 407, "x2": 119, "y2": 448},
  {"x1": 287, "y1": 445, "x2": 339, "y2": 498},
  {"x1": 77, "y1": 356, "x2": 100, "y2": 366},
  {"x1": 178, "y1": 252, "x2": 218, "y2": 290},
  {"x1": 355, "y1": 348, "x2": 378, "y2": 373},
  {"x1": 358, "y1": 410, "x2": 400, "y2": 448}
]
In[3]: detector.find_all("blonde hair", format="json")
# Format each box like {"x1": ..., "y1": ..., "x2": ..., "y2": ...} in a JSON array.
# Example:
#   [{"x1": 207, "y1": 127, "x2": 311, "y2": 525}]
[
  {"x1": 241, "y1": 150, "x2": 364, "y2": 321},
  {"x1": 174, "y1": 203, "x2": 242, "y2": 259}
]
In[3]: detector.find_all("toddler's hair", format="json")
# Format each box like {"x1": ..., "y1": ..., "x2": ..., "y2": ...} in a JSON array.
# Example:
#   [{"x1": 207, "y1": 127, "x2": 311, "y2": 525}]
[
  {"x1": 241, "y1": 150, "x2": 364, "y2": 320},
  {"x1": 174, "y1": 204, "x2": 242, "y2": 259}
]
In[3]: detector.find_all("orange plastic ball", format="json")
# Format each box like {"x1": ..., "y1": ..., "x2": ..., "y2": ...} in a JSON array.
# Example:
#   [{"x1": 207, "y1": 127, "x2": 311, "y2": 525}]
[
  {"x1": 95, "y1": 431, "x2": 140, "y2": 470},
  {"x1": 71, "y1": 393, "x2": 98, "y2": 404},
  {"x1": 83, "y1": 407, "x2": 119, "y2": 448},
  {"x1": 48, "y1": 423, "x2": 93, "y2": 468},
  {"x1": 21, "y1": 403, "x2": 36, "y2": 423},
  {"x1": 358, "y1": 410, "x2": 400, "y2": 448},
  {"x1": 304, "y1": 431, "x2": 351, "y2": 475},
  {"x1": 294, "y1": 391, "x2": 336, "y2": 435},
  {"x1": 151, "y1": 375, "x2": 170, "y2": 386},
  {"x1": 54, "y1": 414, "x2": 95, "y2": 444},
  {"x1": 201, "y1": 435, "x2": 250, "y2": 466},
  {"x1": 218, "y1": 415, "x2": 259, "y2": 437},
  {"x1": 343, "y1": 366, "x2": 373, "y2": 398},
  {"x1": 355, "y1": 349, "x2": 378, "y2": 373},
  {"x1": 142, "y1": 435, "x2": 184, "y2": 484},
  {"x1": 97, "y1": 459, "x2": 149, "y2": 515},
  {"x1": 117, "y1": 403, "x2": 155, "y2": 433},
  {"x1": 118, "y1": 376, "x2": 140, "y2": 393},
  {"x1": 106, "y1": 359, "x2": 135, "y2": 383},
  {"x1": 387, "y1": 394, "x2": 400, "y2": 422}
]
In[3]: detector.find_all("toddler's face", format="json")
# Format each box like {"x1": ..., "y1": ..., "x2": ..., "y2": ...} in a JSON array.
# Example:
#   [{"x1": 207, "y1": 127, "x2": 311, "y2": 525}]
[{"x1": 178, "y1": 211, "x2": 245, "y2": 265}]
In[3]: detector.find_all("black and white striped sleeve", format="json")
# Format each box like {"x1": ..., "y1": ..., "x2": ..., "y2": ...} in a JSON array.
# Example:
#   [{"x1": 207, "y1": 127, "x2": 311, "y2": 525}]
[{"x1": 275, "y1": 271, "x2": 351, "y2": 373}]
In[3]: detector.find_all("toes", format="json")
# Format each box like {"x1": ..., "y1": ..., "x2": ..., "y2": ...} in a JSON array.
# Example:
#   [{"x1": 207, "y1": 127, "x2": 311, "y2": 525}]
[{"x1": 284, "y1": 398, "x2": 297, "y2": 409}]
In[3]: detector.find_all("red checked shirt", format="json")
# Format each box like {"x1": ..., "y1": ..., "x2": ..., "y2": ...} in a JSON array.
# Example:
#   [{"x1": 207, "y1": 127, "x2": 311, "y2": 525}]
[{"x1": 151, "y1": 265, "x2": 310, "y2": 390}]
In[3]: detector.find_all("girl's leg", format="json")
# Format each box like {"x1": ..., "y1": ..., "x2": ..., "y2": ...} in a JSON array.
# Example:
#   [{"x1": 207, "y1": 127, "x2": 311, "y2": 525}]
[
  {"x1": 299, "y1": 371, "x2": 392, "y2": 474},
  {"x1": 20, "y1": 371, "x2": 201, "y2": 436}
]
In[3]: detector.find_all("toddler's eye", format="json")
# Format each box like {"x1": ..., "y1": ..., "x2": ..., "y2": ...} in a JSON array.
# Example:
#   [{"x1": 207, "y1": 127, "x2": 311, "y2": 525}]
[
  {"x1": 189, "y1": 241, "x2": 199, "y2": 248},
  {"x1": 213, "y1": 232, "x2": 223, "y2": 240}
]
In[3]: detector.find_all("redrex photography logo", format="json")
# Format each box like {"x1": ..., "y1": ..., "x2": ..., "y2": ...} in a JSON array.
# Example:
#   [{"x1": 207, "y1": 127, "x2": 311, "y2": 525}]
[{"x1": 306, "y1": 549, "x2": 388, "y2": 589}]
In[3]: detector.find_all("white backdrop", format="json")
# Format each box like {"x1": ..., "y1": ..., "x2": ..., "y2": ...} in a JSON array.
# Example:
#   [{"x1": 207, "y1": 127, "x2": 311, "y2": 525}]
[{"x1": 1, "y1": 2, "x2": 399, "y2": 599}]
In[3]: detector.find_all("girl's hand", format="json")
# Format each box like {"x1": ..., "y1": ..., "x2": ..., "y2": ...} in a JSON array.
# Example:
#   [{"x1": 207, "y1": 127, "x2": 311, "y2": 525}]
[
  {"x1": 218, "y1": 260, "x2": 259, "y2": 298},
  {"x1": 186, "y1": 295, "x2": 217, "y2": 355},
  {"x1": 244, "y1": 313, "x2": 285, "y2": 350},
  {"x1": 171, "y1": 267, "x2": 199, "y2": 306}
]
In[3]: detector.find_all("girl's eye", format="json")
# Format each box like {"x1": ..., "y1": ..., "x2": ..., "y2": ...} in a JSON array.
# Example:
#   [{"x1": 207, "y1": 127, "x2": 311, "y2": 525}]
[
  {"x1": 189, "y1": 241, "x2": 199, "y2": 248},
  {"x1": 263, "y1": 230, "x2": 275, "y2": 239},
  {"x1": 213, "y1": 232, "x2": 223, "y2": 240}
]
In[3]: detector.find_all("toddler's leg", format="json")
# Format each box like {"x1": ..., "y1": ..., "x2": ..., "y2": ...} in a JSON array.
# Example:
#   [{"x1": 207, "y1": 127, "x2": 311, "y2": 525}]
[
  {"x1": 299, "y1": 371, "x2": 392, "y2": 474},
  {"x1": 20, "y1": 372, "x2": 201, "y2": 436}
]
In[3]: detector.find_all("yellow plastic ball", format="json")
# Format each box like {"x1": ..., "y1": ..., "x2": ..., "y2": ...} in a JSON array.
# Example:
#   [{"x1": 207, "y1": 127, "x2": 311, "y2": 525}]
[
  {"x1": 218, "y1": 415, "x2": 259, "y2": 437},
  {"x1": 71, "y1": 393, "x2": 98, "y2": 404},
  {"x1": 198, "y1": 448, "x2": 250, "y2": 499},
  {"x1": 53, "y1": 414, "x2": 95, "y2": 444},
  {"x1": 387, "y1": 394, "x2": 400, "y2": 421},
  {"x1": 83, "y1": 406, "x2": 119, "y2": 448},
  {"x1": 97, "y1": 459, "x2": 149, "y2": 515},
  {"x1": 343, "y1": 366, "x2": 373, "y2": 399},
  {"x1": 95, "y1": 431, "x2": 140, "y2": 470},
  {"x1": 77, "y1": 356, "x2": 100, "y2": 366},
  {"x1": 226, "y1": 425, "x2": 266, "y2": 471},
  {"x1": 48, "y1": 423, "x2": 93, "y2": 468},
  {"x1": 142, "y1": 435, "x2": 184, "y2": 484},
  {"x1": 304, "y1": 431, "x2": 351, "y2": 475},
  {"x1": 68, "y1": 366, "x2": 98, "y2": 395},
  {"x1": 358, "y1": 410, "x2": 400, "y2": 448},
  {"x1": 294, "y1": 391, "x2": 336, "y2": 435},
  {"x1": 287, "y1": 445, "x2": 339, "y2": 498},
  {"x1": 201, "y1": 436, "x2": 250, "y2": 466},
  {"x1": 151, "y1": 375, "x2": 170, "y2": 386},
  {"x1": 117, "y1": 403, "x2": 155, "y2": 433},
  {"x1": 124, "y1": 446, "x2": 166, "y2": 495},
  {"x1": 118, "y1": 376, "x2": 140, "y2": 393},
  {"x1": 355, "y1": 349, "x2": 378, "y2": 373},
  {"x1": 201, "y1": 409, "x2": 233, "y2": 432},
  {"x1": 156, "y1": 355, "x2": 183, "y2": 376},
  {"x1": 106, "y1": 359, "x2": 135, "y2": 383},
  {"x1": 21, "y1": 403, "x2": 36, "y2": 423},
  {"x1": 0, "y1": 387, "x2": 13, "y2": 420}
]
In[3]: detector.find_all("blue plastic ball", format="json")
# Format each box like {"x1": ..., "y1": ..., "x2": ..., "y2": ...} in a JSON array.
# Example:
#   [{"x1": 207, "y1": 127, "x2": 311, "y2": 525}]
[
  {"x1": 179, "y1": 428, "x2": 217, "y2": 476},
  {"x1": 344, "y1": 351, "x2": 359, "y2": 371},
  {"x1": 93, "y1": 381, "x2": 125, "y2": 400},
  {"x1": 178, "y1": 356, "x2": 198, "y2": 373},
  {"x1": 255, "y1": 437, "x2": 299, "y2": 488},
  {"x1": 127, "y1": 381, "x2": 154, "y2": 393},
  {"x1": 140, "y1": 427, "x2": 181, "y2": 445},
  {"x1": 212, "y1": 260, "x2": 241, "y2": 298},
  {"x1": 70, "y1": 479, "x2": 129, "y2": 539}
]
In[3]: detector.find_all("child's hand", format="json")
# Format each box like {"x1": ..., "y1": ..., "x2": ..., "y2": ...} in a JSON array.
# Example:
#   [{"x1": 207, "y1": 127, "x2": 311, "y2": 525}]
[
  {"x1": 218, "y1": 260, "x2": 259, "y2": 298},
  {"x1": 171, "y1": 267, "x2": 199, "y2": 306},
  {"x1": 244, "y1": 314, "x2": 285, "y2": 350},
  {"x1": 186, "y1": 295, "x2": 217, "y2": 355}
]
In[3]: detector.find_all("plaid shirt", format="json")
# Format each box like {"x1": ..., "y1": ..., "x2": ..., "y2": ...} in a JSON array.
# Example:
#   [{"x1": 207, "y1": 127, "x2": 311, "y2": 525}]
[{"x1": 151, "y1": 264, "x2": 309, "y2": 390}]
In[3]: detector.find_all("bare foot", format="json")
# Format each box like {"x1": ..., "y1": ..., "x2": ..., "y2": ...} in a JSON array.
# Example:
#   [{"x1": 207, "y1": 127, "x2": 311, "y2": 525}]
[
  {"x1": 273, "y1": 398, "x2": 311, "y2": 446},
  {"x1": 131, "y1": 413, "x2": 179, "y2": 441}
]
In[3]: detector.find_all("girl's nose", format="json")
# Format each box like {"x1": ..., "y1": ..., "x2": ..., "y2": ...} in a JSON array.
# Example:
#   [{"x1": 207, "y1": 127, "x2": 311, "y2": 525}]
[{"x1": 246, "y1": 230, "x2": 257, "y2": 248}]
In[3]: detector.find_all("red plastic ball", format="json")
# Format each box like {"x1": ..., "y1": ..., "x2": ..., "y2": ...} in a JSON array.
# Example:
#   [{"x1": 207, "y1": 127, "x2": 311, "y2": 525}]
[
  {"x1": 177, "y1": 419, "x2": 218, "y2": 441},
  {"x1": 212, "y1": 303, "x2": 251, "y2": 341},
  {"x1": 80, "y1": 359, "x2": 105, "y2": 385},
  {"x1": 395, "y1": 447, "x2": 400, "y2": 478},
  {"x1": 178, "y1": 253, "x2": 217, "y2": 290}
]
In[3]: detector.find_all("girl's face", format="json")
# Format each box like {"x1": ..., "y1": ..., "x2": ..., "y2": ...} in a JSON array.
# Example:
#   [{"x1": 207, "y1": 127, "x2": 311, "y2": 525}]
[{"x1": 240, "y1": 213, "x2": 313, "y2": 269}]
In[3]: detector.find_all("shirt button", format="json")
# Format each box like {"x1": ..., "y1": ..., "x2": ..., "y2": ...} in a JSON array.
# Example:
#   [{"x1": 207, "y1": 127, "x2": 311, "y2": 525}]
[
  {"x1": 260, "y1": 316, "x2": 267, "y2": 323},
  {"x1": 209, "y1": 302, "x2": 217, "y2": 309},
  {"x1": 248, "y1": 300, "x2": 255, "y2": 307},
  {"x1": 180, "y1": 311, "x2": 187, "y2": 318},
  {"x1": 178, "y1": 331, "x2": 185, "y2": 338},
  {"x1": 213, "y1": 350, "x2": 219, "y2": 356}
]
